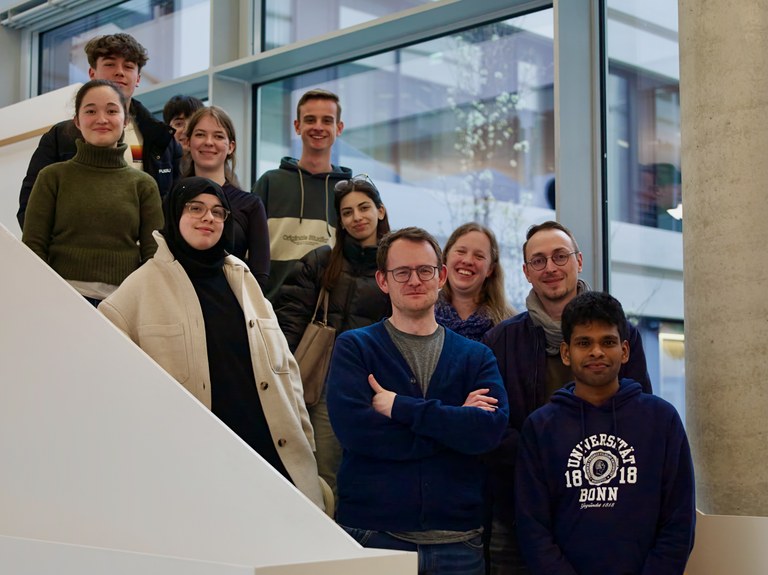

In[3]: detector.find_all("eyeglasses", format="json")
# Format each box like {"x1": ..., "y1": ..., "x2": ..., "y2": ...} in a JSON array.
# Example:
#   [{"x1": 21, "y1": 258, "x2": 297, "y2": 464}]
[
  {"x1": 526, "y1": 251, "x2": 578, "y2": 271},
  {"x1": 334, "y1": 173, "x2": 378, "y2": 193},
  {"x1": 386, "y1": 265, "x2": 439, "y2": 283},
  {"x1": 170, "y1": 118, "x2": 187, "y2": 131},
  {"x1": 184, "y1": 201, "x2": 230, "y2": 222}
]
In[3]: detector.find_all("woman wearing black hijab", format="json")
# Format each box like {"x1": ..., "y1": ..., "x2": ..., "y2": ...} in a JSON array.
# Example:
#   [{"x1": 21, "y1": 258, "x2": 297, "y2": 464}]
[{"x1": 99, "y1": 177, "x2": 326, "y2": 511}]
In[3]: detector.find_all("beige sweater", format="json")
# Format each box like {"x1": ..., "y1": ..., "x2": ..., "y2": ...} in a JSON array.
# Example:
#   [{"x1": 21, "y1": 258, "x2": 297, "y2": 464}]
[{"x1": 99, "y1": 232, "x2": 324, "y2": 509}]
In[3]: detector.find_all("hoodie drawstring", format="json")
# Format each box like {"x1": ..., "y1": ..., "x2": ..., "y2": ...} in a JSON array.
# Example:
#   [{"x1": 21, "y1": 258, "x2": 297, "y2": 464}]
[
  {"x1": 296, "y1": 168, "x2": 332, "y2": 238},
  {"x1": 324, "y1": 173, "x2": 331, "y2": 237},
  {"x1": 297, "y1": 166, "x2": 305, "y2": 224}
]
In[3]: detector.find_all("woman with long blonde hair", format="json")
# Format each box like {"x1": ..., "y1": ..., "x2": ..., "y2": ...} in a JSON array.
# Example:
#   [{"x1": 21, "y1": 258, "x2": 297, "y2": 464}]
[{"x1": 435, "y1": 222, "x2": 515, "y2": 340}]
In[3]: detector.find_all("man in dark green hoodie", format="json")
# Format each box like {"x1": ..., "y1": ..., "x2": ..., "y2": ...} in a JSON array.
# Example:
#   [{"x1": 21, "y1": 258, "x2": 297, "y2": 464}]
[{"x1": 254, "y1": 89, "x2": 352, "y2": 301}]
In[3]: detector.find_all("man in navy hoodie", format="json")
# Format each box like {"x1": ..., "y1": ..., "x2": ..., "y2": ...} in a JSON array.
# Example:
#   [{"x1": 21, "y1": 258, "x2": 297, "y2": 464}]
[
  {"x1": 327, "y1": 227, "x2": 509, "y2": 575},
  {"x1": 515, "y1": 291, "x2": 695, "y2": 574}
]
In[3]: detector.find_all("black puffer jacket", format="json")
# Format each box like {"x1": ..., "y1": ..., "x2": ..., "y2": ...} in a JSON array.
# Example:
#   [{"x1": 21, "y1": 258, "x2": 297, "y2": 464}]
[
  {"x1": 18, "y1": 98, "x2": 181, "y2": 228},
  {"x1": 275, "y1": 237, "x2": 391, "y2": 351}
]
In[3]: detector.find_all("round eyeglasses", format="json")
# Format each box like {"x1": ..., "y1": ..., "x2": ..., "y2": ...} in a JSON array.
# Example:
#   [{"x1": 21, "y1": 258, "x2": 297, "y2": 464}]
[
  {"x1": 526, "y1": 251, "x2": 578, "y2": 271},
  {"x1": 184, "y1": 201, "x2": 230, "y2": 223},
  {"x1": 386, "y1": 265, "x2": 439, "y2": 283}
]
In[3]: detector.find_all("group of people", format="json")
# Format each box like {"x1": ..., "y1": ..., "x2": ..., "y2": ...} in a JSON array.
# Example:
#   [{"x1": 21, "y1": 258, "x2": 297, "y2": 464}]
[{"x1": 17, "y1": 32, "x2": 696, "y2": 575}]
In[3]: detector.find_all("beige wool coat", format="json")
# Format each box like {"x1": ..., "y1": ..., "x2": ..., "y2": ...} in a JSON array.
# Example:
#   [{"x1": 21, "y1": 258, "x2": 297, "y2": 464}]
[{"x1": 99, "y1": 232, "x2": 324, "y2": 510}]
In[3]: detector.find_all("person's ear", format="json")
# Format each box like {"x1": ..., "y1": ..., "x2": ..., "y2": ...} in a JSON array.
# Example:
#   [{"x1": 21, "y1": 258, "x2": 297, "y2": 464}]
[
  {"x1": 523, "y1": 262, "x2": 533, "y2": 284},
  {"x1": 437, "y1": 264, "x2": 448, "y2": 289},
  {"x1": 560, "y1": 341, "x2": 571, "y2": 366},
  {"x1": 620, "y1": 340, "x2": 630, "y2": 364},
  {"x1": 375, "y1": 270, "x2": 390, "y2": 294}
]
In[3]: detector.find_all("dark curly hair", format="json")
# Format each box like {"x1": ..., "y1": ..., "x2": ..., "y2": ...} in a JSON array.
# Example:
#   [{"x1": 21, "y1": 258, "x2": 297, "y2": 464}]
[{"x1": 84, "y1": 33, "x2": 149, "y2": 71}]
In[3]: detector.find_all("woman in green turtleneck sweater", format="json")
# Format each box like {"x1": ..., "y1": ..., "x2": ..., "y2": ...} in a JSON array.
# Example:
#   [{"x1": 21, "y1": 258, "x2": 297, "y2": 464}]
[{"x1": 22, "y1": 79, "x2": 163, "y2": 305}]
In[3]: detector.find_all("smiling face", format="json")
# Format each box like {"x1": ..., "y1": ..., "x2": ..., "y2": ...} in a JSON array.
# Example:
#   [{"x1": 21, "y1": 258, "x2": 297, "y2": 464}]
[
  {"x1": 376, "y1": 238, "x2": 447, "y2": 319},
  {"x1": 339, "y1": 191, "x2": 385, "y2": 246},
  {"x1": 178, "y1": 193, "x2": 225, "y2": 250},
  {"x1": 74, "y1": 84, "x2": 128, "y2": 148},
  {"x1": 561, "y1": 320, "x2": 629, "y2": 398},
  {"x1": 445, "y1": 230, "x2": 494, "y2": 301},
  {"x1": 293, "y1": 98, "x2": 344, "y2": 153},
  {"x1": 523, "y1": 228, "x2": 583, "y2": 306},
  {"x1": 88, "y1": 56, "x2": 140, "y2": 102},
  {"x1": 188, "y1": 114, "x2": 235, "y2": 177}
]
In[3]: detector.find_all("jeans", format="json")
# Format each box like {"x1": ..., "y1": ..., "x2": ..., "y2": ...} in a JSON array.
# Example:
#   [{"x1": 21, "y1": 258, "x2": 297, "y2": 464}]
[
  {"x1": 342, "y1": 526, "x2": 485, "y2": 575},
  {"x1": 487, "y1": 519, "x2": 529, "y2": 575}
]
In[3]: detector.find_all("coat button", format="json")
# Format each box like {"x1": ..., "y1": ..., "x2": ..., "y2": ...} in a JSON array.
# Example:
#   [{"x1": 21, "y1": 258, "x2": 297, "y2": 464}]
[
  {"x1": 260, "y1": 381, "x2": 269, "y2": 390},
  {"x1": 249, "y1": 319, "x2": 255, "y2": 327},
  {"x1": 277, "y1": 438, "x2": 287, "y2": 447}
]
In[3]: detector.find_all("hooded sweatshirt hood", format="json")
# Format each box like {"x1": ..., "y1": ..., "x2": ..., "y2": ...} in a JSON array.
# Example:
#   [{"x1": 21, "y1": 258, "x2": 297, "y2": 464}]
[
  {"x1": 278, "y1": 156, "x2": 352, "y2": 229},
  {"x1": 552, "y1": 379, "x2": 643, "y2": 440}
]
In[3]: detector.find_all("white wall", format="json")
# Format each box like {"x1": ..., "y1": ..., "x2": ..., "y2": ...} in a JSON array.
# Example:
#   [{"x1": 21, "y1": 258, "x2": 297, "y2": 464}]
[
  {"x1": 686, "y1": 511, "x2": 768, "y2": 574},
  {"x1": 0, "y1": 225, "x2": 415, "y2": 573},
  {"x1": 0, "y1": 534, "x2": 412, "y2": 575},
  {"x1": 0, "y1": 84, "x2": 81, "y2": 237}
]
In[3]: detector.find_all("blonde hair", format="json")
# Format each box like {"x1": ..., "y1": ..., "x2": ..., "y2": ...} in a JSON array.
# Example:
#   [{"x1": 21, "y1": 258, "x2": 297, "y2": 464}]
[{"x1": 442, "y1": 222, "x2": 515, "y2": 325}]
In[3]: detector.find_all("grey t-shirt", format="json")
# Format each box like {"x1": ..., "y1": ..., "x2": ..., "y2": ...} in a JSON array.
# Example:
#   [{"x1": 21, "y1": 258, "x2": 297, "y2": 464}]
[
  {"x1": 383, "y1": 319, "x2": 481, "y2": 543},
  {"x1": 384, "y1": 319, "x2": 445, "y2": 396}
]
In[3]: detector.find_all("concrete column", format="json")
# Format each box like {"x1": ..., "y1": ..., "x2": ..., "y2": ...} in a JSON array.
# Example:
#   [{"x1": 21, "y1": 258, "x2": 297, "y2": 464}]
[{"x1": 679, "y1": 0, "x2": 768, "y2": 516}]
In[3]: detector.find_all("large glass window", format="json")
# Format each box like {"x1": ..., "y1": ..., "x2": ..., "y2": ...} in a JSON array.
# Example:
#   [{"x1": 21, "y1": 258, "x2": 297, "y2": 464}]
[
  {"x1": 256, "y1": 9, "x2": 554, "y2": 310},
  {"x1": 606, "y1": 0, "x2": 684, "y2": 416},
  {"x1": 39, "y1": 0, "x2": 209, "y2": 95},
  {"x1": 263, "y1": 0, "x2": 444, "y2": 51}
]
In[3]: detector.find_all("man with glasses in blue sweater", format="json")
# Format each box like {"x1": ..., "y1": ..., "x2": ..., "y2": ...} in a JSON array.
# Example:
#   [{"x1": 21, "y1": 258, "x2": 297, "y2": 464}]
[{"x1": 327, "y1": 226, "x2": 509, "y2": 575}]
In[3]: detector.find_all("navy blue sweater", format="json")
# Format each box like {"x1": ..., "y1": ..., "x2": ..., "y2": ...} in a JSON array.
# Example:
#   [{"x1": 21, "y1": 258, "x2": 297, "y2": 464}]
[
  {"x1": 515, "y1": 380, "x2": 695, "y2": 574},
  {"x1": 327, "y1": 320, "x2": 509, "y2": 532}
]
